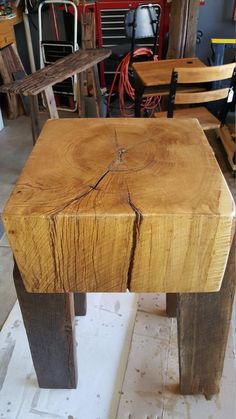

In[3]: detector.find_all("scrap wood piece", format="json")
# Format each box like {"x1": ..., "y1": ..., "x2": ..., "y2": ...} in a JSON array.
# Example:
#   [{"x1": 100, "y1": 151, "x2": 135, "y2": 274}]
[
  {"x1": 80, "y1": 11, "x2": 103, "y2": 117},
  {"x1": 0, "y1": 48, "x2": 111, "y2": 96},
  {"x1": 216, "y1": 125, "x2": 236, "y2": 172},
  {"x1": 0, "y1": 43, "x2": 26, "y2": 118},
  {"x1": 167, "y1": 0, "x2": 200, "y2": 59}
]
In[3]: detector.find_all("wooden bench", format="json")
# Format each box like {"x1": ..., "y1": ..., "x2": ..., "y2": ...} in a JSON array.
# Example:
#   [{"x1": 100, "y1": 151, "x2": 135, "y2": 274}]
[{"x1": 0, "y1": 48, "x2": 111, "y2": 142}]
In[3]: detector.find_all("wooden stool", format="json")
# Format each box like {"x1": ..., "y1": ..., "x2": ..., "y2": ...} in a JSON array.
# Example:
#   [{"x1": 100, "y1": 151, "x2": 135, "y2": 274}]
[
  {"x1": 132, "y1": 57, "x2": 206, "y2": 117},
  {"x1": 0, "y1": 48, "x2": 111, "y2": 143},
  {"x1": 2, "y1": 118, "x2": 235, "y2": 398}
]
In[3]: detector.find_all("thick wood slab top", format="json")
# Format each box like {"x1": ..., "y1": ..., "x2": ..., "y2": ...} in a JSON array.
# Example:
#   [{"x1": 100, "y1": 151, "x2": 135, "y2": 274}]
[
  {"x1": 132, "y1": 57, "x2": 205, "y2": 86},
  {"x1": 3, "y1": 118, "x2": 235, "y2": 293}
]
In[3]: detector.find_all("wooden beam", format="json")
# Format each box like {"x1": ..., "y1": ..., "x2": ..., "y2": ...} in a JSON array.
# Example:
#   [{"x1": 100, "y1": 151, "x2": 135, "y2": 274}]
[
  {"x1": 177, "y1": 230, "x2": 236, "y2": 398},
  {"x1": 184, "y1": 0, "x2": 200, "y2": 57},
  {"x1": 167, "y1": 0, "x2": 200, "y2": 59},
  {"x1": 13, "y1": 262, "x2": 77, "y2": 389}
]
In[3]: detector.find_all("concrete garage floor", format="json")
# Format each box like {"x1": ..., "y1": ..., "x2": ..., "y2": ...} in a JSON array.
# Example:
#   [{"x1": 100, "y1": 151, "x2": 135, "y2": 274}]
[
  {"x1": 0, "y1": 113, "x2": 235, "y2": 419},
  {"x1": 0, "y1": 116, "x2": 33, "y2": 328}
]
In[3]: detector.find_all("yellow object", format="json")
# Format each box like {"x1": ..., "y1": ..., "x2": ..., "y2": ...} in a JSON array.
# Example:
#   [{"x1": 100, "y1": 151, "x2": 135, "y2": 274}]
[{"x1": 211, "y1": 38, "x2": 236, "y2": 44}]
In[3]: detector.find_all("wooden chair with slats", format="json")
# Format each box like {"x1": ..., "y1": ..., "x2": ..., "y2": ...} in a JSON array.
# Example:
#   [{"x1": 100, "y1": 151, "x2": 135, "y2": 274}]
[{"x1": 154, "y1": 62, "x2": 236, "y2": 131}]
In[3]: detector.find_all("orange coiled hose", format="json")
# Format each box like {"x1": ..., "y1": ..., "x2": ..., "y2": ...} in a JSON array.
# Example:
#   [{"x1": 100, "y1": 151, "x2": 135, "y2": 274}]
[{"x1": 107, "y1": 48, "x2": 161, "y2": 117}]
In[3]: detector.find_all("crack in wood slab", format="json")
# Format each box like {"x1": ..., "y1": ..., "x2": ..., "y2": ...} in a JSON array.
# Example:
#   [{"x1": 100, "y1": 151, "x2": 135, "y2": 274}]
[
  {"x1": 49, "y1": 133, "x2": 130, "y2": 217},
  {"x1": 127, "y1": 189, "x2": 143, "y2": 290},
  {"x1": 48, "y1": 169, "x2": 110, "y2": 217}
]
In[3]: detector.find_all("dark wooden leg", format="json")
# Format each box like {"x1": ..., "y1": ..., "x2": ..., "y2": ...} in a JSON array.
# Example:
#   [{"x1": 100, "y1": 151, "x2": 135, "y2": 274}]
[
  {"x1": 29, "y1": 95, "x2": 41, "y2": 144},
  {"x1": 13, "y1": 262, "x2": 77, "y2": 389},
  {"x1": 91, "y1": 65, "x2": 103, "y2": 117},
  {"x1": 177, "y1": 232, "x2": 236, "y2": 399},
  {"x1": 74, "y1": 293, "x2": 87, "y2": 316},
  {"x1": 134, "y1": 76, "x2": 144, "y2": 117},
  {"x1": 77, "y1": 72, "x2": 86, "y2": 118},
  {"x1": 166, "y1": 293, "x2": 177, "y2": 317}
]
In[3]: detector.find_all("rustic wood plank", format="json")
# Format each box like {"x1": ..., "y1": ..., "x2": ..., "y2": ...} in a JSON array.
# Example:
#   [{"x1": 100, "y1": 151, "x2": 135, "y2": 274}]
[
  {"x1": 74, "y1": 293, "x2": 87, "y2": 316},
  {"x1": 0, "y1": 48, "x2": 111, "y2": 96},
  {"x1": 166, "y1": 0, "x2": 187, "y2": 59},
  {"x1": 29, "y1": 96, "x2": 41, "y2": 144},
  {"x1": 184, "y1": 0, "x2": 200, "y2": 57},
  {"x1": 80, "y1": 12, "x2": 102, "y2": 117},
  {"x1": 167, "y1": 0, "x2": 199, "y2": 59},
  {"x1": 13, "y1": 262, "x2": 77, "y2": 389},
  {"x1": 3, "y1": 119, "x2": 235, "y2": 294},
  {"x1": 0, "y1": 44, "x2": 25, "y2": 118},
  {"x1": 81, "y1": 11, "x2": 96, "y2": 95},
  {"x1": 91, "y1": 64, "x2": 103, "y2": 117},
  {"x1": 43, "y1": 86, "x2": 59, "y2": 119},
  {"x1": 177, "y1": 229, "x2": 236, "y2": 398}
]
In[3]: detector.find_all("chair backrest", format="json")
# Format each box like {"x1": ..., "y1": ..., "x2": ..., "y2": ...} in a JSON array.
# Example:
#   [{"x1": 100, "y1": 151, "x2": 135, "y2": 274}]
[
  {"x1": 124, "y1": 5, "x2": 161, "y2": 59},
  {"x1": 167, "y1": 62, "x2": 236, "y2": 118}
]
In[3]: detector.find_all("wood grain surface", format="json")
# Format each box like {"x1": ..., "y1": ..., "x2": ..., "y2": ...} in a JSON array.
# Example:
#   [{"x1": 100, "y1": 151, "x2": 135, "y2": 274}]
[
  {"x1": 175, "y1": 62, "x2": 235, "y2": 83},
  {"x1": 0, "y1": 48, "x2": 111, "y2": 96},
  {"x1": 155, "y1": 106, "x2": 221, "y2": 130},
  {"x1": 132, "y1": 57, "x2": 205, "y2": 87},
  {"x1": 3, "y1": 118, "x2": 235, "y2": 293}
]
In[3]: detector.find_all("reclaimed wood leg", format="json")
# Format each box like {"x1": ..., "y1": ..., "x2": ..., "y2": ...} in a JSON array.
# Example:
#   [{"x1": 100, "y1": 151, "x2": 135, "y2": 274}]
[
  {"x1": 91, "y1": 65, "x2": 103, "y2": 117},
  {"x1": 74, "y1": 293, "x2": 87, "y2": 316},
  {"x1": 29, "y1": 96, "x2": 41, "y2": 144},
  {"x1": 43, "y1": 86, "x2": 59, "y2": 119},
  {"x1": 13, "y1": 262, "x2": 77, "y2": 389},
  {"x1": 166, "y1": 293, "x2": 177, "y2": 317},
  {"x1": 77, "y1": 73, "x2": 86, "y2": 118},
  {"x1": 177, "y1": 232, "x2": 236, "y2": 398}
]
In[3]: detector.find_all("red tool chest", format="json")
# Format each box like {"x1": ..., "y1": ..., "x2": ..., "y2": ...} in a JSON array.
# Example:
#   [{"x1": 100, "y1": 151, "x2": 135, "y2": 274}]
[{"x1": 76, "y1": 0, "x2": 171, "y2": 87}]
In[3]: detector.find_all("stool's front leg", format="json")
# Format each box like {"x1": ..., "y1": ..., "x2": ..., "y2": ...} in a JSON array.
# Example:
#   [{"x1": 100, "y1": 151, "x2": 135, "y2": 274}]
[
  {"x1": 177, "y1": 233, "x2": 236, "y2": 399},
  {"x1": 13, "y1": 263, "x2": 77, "y2": 389}
]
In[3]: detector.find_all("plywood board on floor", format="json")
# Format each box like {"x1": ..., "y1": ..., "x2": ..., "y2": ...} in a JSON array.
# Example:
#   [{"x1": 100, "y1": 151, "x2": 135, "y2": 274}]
[
  {"x1": 0, "y1": 293, "x2": 235, "y2": 419},
  {"x1": 117, "y1": 293, "x2": 236, "y2": 419},
  {"x1": 0, "y1": 293, "x2": 138, "y2": 419}
]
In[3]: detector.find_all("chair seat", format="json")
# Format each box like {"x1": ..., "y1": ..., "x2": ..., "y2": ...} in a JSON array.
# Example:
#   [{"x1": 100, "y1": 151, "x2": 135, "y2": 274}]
[{"x1": 154, "y1": 106, "x2": 221, "y2": 130}]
